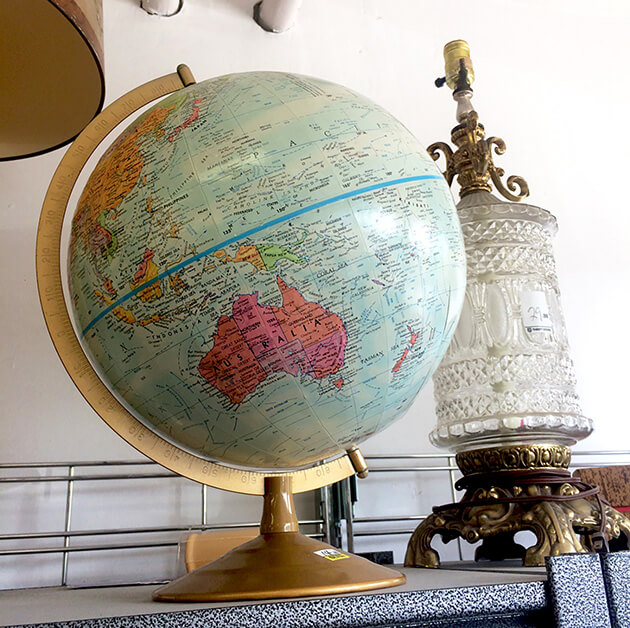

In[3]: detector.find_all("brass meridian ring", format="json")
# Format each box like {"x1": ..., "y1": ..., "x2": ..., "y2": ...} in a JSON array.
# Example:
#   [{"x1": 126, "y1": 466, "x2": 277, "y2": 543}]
[
  {"x1": 456, "y1": 444, "x2": 571, "y2": 476},
  {"x1": 35, "y1": 66, "x2": 355, "y2": 496}
]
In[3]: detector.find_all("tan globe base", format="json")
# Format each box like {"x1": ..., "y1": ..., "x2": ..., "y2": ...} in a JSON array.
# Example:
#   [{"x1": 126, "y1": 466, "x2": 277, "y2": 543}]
[
  {"x1": 153, "y1": 530, "x2": 405, "y2": 602},
  {"x1": 154, "y1": 475, "x2": 405, "y2": 601}
]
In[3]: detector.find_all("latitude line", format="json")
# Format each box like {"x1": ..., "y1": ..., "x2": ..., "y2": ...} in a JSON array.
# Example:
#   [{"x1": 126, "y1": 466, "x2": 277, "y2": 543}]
[{"x1": 81, "y1": 174, "x2": 442, "y2": 336}]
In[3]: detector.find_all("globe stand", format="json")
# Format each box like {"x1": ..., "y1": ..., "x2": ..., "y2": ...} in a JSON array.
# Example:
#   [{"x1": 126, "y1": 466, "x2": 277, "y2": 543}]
[
  {"x1": 154, "y1": 475, "x2": 405, "y2": 601},
  {"x1": 35, "y1": 66, "x2": 408, "y2": 601},
  {"x1": 404, "y1": 445, "x2": 630, "y2": 568}
]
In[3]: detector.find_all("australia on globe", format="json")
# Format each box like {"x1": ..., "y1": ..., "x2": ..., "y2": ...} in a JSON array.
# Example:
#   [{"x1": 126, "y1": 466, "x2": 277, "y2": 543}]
[{"x1": 69, "y1": 72, "x2": 466, "y2": 470}]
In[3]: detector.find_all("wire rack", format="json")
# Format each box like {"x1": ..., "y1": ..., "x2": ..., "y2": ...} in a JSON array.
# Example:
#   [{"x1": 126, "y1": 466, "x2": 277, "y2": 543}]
[{"x1": 1, "y1": 450, "x2": 628, "y2": 589}]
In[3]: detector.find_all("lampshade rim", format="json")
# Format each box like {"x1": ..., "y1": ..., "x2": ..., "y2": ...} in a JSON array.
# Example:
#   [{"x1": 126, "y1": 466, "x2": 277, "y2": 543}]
[{"x1": 0, "y1": 0, "x2": 105, "y2": 162}]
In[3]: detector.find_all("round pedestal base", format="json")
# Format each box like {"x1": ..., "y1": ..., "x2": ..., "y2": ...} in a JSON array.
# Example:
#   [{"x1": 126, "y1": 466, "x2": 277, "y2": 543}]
[{"x1": 154, "y1": 532, "x2": 405, "y2": 601}]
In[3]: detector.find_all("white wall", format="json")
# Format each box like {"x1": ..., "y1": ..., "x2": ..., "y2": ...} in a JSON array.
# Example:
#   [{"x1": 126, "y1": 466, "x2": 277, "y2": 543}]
[{"x1": 1, "y1": 0, "x2": 630, "y2": 588}]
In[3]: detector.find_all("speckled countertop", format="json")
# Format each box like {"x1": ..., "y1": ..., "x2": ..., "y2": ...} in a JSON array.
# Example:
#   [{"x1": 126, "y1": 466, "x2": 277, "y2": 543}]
[{"x1": 0, "y1": 564, "x2": 549, "y2": 628}]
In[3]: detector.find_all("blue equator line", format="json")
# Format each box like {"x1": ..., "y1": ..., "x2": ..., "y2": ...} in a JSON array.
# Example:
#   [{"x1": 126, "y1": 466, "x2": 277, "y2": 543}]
[{"x1": 81, "y1": 174, "x2": 442, "y2": 336}]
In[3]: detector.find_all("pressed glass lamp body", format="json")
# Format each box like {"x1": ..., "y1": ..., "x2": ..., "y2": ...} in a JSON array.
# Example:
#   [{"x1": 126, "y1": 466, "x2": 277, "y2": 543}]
[
  {"x1": 404, "y1": 190, "x2": 627, "y2": 570},
  {"x1": 431, "y1": 190, "x2": 593, "y2": 452}
]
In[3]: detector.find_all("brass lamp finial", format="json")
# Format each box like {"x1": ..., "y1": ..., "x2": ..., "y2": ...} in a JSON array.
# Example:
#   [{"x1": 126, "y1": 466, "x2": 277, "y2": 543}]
[{"x1": 430, "y1": 40, "x2": 529, "y2": 202}]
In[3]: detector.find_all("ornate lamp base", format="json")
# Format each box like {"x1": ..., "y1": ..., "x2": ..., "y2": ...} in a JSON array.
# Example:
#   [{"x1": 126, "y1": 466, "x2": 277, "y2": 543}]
[{"x1": 405, "y1": 445, "x2": 630, "y2": 568}]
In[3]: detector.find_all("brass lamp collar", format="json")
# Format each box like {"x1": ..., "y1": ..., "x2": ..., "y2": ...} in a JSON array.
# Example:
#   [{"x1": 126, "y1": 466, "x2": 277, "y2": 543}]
[{"x1": 431, "y1": 40, "x2": 529, "y2": 202}]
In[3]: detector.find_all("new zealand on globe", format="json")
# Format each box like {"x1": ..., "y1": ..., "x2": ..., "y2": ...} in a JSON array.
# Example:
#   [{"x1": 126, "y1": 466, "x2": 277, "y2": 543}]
[{"x1": 68, "y1": 71, "x2": 466, "y2": 471}]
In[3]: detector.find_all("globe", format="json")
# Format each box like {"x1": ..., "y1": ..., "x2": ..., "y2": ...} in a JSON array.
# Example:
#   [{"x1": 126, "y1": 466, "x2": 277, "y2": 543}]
[{"x1": 68, "y1": 71, "x2": 465, "y2": 472}]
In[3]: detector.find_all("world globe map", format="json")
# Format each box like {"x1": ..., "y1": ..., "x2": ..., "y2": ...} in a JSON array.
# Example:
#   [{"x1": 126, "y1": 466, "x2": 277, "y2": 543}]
[{"x1": 69, "y1": 71, "x2": 465, "y2": 470}]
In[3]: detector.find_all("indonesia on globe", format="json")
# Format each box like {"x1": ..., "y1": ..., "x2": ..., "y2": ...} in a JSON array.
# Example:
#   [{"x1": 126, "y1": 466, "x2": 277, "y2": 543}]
[{"x1": 69, "y1": 71, "x2": 466, "y2": 471}]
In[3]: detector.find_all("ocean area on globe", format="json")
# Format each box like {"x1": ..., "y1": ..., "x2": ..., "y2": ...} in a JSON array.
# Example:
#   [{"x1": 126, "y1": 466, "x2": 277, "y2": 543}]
[{"x1": 68, "y1": 71, "x2": 466, "y2": 470}]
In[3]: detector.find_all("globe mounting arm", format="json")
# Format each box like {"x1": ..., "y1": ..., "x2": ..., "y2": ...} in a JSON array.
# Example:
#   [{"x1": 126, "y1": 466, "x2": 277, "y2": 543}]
[{"x1": 35, "y1": 66, "x2": 358, "y2": 496}]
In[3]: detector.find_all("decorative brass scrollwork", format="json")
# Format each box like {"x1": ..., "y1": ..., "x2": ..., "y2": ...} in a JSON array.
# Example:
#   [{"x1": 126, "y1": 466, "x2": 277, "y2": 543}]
[
  {"x1": 405, "y1": 445, "x2": 630, "y2": 568},
  {"x1": 427, "y1": 141, "x2": 454, "y2": 186},
  {"x1": 428, "y1": 111, "x2": 529, "y2": 202}
]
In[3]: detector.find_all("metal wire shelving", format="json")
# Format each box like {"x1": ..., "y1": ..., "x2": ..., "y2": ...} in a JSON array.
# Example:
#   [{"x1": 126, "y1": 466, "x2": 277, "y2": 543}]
[{"x1": 1, "y1": 450, "x2": 627, "y2": 589}]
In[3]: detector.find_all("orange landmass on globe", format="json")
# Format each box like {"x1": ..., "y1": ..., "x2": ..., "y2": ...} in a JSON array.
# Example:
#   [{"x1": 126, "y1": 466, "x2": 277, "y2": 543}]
[
  {"x1": 392, "y1": 326, "x2": 419, "y2": 373},
  {"x1": 198, "y1": 276, "x2": 347, "y2": 404},
  {"x1": 169, "y1": 272, "x2": 188, "y2": 295},
  {"x1": 95, "y1": 287, "x2": 169, "y2": 328},
  {"x1": 214, "y1": 245, "x2": 266, "y2": 271},
  {"x1": 102, "y1": 278, "x2": 115, "y2": 295},
  {"x1": 130, "y1": 249, "x2": 163, "y2": 302},
  {"x1": 215, "y1": 243, "x2": 304, "y2": 273},
  {"x1": 71, "y1": 103, "x2": 176, "y2": 308},
  {"x1": 94, "y1": 291, "x2": 136, "y2": 325},
  {"x1": 333, "y1": 378, "x2": 344, "y2": 389},
  {"x1": 92, "y1": 267, "x2": 116, "y2": 296},
  {"x1": 137, "y1": 314, "x2": 168, "y2": 327}
]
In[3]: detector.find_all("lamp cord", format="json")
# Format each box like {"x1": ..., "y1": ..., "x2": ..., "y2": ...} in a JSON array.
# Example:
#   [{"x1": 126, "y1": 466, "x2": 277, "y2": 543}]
[{"x1": 434, "y1": 469, "x2": 609, "y2": 553}]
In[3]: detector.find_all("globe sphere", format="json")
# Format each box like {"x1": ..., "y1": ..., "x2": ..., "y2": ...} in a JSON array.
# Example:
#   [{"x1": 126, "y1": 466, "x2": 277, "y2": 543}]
[{"x1": 69, "y1": 71, "x2": 465, "y2": 470}]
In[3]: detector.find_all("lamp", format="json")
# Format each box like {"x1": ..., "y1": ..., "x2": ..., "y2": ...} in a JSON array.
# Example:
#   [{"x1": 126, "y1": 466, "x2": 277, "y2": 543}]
[
  {"x1": 0, "y1": 0, "x2": 104, "y2": 160},
  {"x1": 406, "y1": 41, "x2": 630, "y2": 567}
]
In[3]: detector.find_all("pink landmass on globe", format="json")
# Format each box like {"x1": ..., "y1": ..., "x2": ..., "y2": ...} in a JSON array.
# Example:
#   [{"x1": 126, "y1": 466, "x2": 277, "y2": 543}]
[
  {"x1": 198, "y1": 276, "x2": 347, "y2": 404},
  {"x1": 392, "y1": 326, "x2": 419, "y2": 373}
]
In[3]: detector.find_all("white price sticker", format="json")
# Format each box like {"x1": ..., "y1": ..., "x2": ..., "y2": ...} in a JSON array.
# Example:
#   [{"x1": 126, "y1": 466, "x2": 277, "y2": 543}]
[
  {"x1": 314, "y1": 549, "x2": 349, "y2": 561},
  {"x1": 521, "y1": 290, "x2": 552, "y2": 333}
]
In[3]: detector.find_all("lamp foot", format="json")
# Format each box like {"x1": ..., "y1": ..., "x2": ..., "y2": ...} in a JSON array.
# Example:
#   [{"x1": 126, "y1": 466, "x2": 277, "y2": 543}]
[{"x1": 405, "y1": 445, "x2": 630, "y2": 568}]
